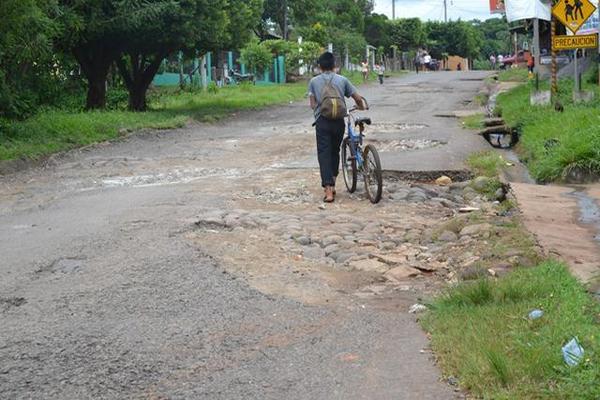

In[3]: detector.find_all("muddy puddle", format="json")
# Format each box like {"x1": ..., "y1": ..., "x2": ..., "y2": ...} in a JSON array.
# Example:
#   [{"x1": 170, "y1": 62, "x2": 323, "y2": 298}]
[{"x1": 569, "y1": 189, "x2": 600, "y2": 241}]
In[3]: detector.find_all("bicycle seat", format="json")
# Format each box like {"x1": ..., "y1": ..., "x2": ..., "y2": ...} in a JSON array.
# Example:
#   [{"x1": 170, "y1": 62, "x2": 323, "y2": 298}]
[{"x1": 354, "y1": 117, "x2": 371, "y2": 126}]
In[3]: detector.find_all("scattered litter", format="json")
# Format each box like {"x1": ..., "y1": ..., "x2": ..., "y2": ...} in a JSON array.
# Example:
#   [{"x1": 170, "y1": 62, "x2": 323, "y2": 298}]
[
  {"x1": 562, "y1": 337, "x2": 584, "y2": 366},
  {"x1": 528, "y1": 309, "x2": 544, "y2": 320},
  {"x1": 318, "y1": 204, "x2": 326, "y2": 210},
  {"x1": 459, "y1": 207, "x2": 480, "y2": 213},
  {"x1": 409, "y1": 303, "x2": 428, "y2": 314}
]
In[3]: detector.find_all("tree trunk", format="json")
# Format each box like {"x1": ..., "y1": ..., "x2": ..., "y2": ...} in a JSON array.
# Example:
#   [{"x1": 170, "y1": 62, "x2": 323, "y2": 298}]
[
  {"x1": 128, "y1": 84, "x2": 148, "y2": 111},
  {"x1": 73, "y1": 46, "x2": 113, "y2": 110},
  {"x1": 86, "y1": 78, "x2": 107, "y2": 109},
  {"x1": 117, "y1": 52, "x2": 166, "y2": 112}
]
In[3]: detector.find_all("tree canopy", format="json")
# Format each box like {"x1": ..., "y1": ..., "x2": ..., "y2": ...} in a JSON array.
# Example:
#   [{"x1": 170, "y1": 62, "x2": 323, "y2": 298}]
[{"x1": 0, "y1": 0, "x2": 511, "y2": 119}]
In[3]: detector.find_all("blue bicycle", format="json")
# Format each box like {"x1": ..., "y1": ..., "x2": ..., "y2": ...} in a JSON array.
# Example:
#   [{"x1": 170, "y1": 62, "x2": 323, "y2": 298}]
[{"x1": 341, "y1": 98, "x2": 383, "y2": 204}]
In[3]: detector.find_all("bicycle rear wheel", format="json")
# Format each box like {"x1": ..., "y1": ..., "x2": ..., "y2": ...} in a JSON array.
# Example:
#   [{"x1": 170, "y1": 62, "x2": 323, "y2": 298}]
[
  {"x1": 363, "y1": 144, "x2": 382, "y2": 203},
  {"x1": 341, "y1": 138, "x2": 357, "y2": 193}
]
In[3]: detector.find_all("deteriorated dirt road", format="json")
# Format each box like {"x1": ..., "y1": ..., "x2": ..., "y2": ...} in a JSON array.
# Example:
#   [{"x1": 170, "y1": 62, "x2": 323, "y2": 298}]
[{"x1": 1, "y1": 72, "x2": 491, "y2": 399}]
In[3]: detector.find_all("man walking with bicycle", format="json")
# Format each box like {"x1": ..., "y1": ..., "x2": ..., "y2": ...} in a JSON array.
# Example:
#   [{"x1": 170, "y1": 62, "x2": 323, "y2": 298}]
[{"x1": 308, "y1": 52, "x2": 365, "y2": 203}]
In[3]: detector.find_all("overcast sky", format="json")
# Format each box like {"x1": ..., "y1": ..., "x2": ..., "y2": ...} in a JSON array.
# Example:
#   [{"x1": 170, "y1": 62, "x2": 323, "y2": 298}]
[{"x1": 373, "y1": 0, "x2": 495, "y2": 21}]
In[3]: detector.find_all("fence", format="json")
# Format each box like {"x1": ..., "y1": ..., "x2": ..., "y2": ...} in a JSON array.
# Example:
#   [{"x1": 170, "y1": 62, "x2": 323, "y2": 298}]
[{"x1": 153, "y1": 51, "x2": 286, "y2": 87}]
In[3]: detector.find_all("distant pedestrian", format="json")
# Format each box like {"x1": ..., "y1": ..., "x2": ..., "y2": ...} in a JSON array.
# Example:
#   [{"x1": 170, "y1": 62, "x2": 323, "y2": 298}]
[
  {"x1": 376, "y1": 64, "x2": 385, "y2": 84},
  {"x1": 361, "y1": 61, "x2": 369, "y2": 82},
  {"x1": 527, "y1": 55, "x2": 535, "y2": 74},
  {"x1": 414, "y1": 54, "x2": 421, "y2": 74},
  {"x1": 457, "y1": 62, "x2": 462, "y2": 71},
  {"x1": 423, "y1": 53, "x2": 432, "y2": 71},
  {"x1": 490, "y1": 54, "x2": 497, "y2": 70},
  {"x1": 497, "y1": 54, "x2": 504, "y2": 69}
]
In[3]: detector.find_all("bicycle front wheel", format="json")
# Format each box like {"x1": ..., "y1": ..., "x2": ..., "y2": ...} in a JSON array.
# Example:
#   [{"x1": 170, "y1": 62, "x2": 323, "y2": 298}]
[
  {"x1": 363, "y1": 144, "x2": 382, "y2": 204},
  {"x1": 341, "y1": 138, "x2": 357, "y2": 193}
]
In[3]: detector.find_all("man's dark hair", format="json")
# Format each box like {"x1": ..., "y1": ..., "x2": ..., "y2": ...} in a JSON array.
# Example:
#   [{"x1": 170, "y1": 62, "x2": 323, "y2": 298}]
[{"x1": 318, "y1": 52, "x2": 335, "y2": 71}]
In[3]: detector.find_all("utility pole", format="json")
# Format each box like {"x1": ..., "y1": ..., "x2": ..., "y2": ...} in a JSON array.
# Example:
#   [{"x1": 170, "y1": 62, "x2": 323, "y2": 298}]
[
  {"x1": 392, "y1": 0, "x2": 395, "y2": 20},
  {"x1": 443, "y1": 0, "x2": 448, "y2": 22},
  {"x1": 283, "y1": 0, "x2": 288, "y2": 40}
]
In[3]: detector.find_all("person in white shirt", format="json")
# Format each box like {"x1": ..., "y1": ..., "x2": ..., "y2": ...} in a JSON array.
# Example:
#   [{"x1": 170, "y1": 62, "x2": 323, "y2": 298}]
[{"x1": 423, "y1": 54, "x2": 432, "y2": 71}]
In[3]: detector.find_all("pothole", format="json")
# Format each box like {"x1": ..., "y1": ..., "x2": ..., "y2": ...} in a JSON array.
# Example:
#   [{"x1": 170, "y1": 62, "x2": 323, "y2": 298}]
[
  {"x1": 368, "y1": 139, "x2": 445, "y2": 152},
  {"x1": 370, "y1": 123, "x2": 428, "y2": 133},
  {"x1": 1, "y1": 297, "x2": 26, "y2": 312},
  {"x1": 97, "y1": 168, "x2": 254, "y2": 189}
]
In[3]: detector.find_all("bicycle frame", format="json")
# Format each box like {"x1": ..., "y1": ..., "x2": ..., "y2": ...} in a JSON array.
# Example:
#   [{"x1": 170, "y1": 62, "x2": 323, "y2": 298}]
[{"x1": 345, "y1": 112, "x2": 365, "y2": 170}]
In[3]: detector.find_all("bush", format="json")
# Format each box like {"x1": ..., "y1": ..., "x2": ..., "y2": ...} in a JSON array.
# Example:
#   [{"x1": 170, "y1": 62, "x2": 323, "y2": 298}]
[
  {"x1": 239, "y1": 40, "x2": 273, "y2": 73},
  {"x1": 473, "y1": 59, "x2": 492, "y2": 70}
]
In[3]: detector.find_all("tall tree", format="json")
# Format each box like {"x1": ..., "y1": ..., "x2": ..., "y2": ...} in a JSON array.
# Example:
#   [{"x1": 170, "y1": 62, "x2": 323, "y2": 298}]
[
  {"x1": 389, "y1": 18, "x2": 425, "y2": 51},
  {"x1": 425, "y1": 20, "x2": 483, "y2": 60},
  {"x1": 56, "y1": 1, "x2": 177, "y2": 109},
  {"x1": 116, "y1": 0, "x2": 262, "y2": 111},
  {"x1": 364, "y1": 13, "x2": 392, "y2": 50},
  {"x1": 0, "y1": 0, "x2": 58, "y2": 118},
  {"x1": 115, "y1": 1, "x2": 228, "y2": 111}
]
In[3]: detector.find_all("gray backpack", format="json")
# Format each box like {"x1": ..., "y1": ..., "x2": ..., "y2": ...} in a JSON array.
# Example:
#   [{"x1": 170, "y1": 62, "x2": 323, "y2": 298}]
[{"x1": 320, "y1": 75, "x2": 346, "y2": 120}]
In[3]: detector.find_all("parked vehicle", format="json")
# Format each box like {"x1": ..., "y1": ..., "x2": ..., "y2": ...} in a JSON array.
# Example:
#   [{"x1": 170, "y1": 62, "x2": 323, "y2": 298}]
[
  {"x1": 225, "y1": 69, "x2": 255, "y2": 85},
  {"x1": 501, "y1": 50, "x2": 532, "y2": 68},
  {"x1": 427, "y1": 59, "x2": 441, "y2": 71}
]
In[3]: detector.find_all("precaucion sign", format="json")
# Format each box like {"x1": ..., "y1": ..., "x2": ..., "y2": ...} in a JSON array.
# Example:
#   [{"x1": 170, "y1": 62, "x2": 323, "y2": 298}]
[
  {"x1": 552, "y1": 0, "x2": 597, "y2": 33},
  {"x1": 553, "y1": 33, "x2": 598, "y2": 50}
]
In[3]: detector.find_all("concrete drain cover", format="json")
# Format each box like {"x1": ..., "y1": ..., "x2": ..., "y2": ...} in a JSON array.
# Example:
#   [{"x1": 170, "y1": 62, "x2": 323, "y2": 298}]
[
  {"x1": 369, "y1": 139, "x2": 445, "y2": 152},
  {"x1": 371, "y1": 123, "x2": 428, "y2": 134}
]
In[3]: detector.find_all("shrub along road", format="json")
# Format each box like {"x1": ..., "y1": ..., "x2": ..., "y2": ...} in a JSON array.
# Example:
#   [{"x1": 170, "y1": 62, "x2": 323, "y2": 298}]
[{"x1": 0, "y1": 71, "x2": 539, "y2": 399}]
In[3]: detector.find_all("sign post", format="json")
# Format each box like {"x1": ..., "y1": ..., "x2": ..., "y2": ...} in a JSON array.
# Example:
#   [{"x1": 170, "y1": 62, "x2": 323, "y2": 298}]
[
  {"x1": 551, "y1": 0, "x2": 598, "y2": 103},
  {"x1": 551, "y1": 16, "x2": 558, "y2": 101}
]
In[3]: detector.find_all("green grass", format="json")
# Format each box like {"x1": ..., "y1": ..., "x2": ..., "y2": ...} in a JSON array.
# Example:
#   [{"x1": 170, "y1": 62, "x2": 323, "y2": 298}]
[
  {"x1": 0, "y1": 68, "x2": 407, "y2": 162},
  {"x1": 495, "y1": 76, "x2": 600, "y2": 182},
  {"x1": 149, "y1": 83, "x2": 307, "y2": 122},
  {"x1": 0, "y1": 82, "x2": 307, "y2": 161},
  {"x1": 1, "y1": 68, "x2": 397, "y2": 162},
  {"x1": 422, "y1": 261, "x2": 600, "y2": 399},
  {"x1": 467, "y1": 151, "x2": 506, "y2": 177},
  {"x1": 461, "y1": 113, "x2": 485, "y2": 130},
  {"x1": 497, "y1": 68, "x2": 530, "y2": 83},
  {"x1": 0, "y1": 111, "x2": 188, "y2": 160}
]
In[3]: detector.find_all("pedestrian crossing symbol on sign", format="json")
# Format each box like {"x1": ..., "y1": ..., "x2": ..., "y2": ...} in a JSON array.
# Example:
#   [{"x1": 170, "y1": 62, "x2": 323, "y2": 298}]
[{"x1": 552, "y1": 0, "x2": 597, "y2": 34}]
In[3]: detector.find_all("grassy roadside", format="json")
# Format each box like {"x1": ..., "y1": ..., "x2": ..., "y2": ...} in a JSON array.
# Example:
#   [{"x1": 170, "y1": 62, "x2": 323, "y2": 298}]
[
  {"x1": 424, "y1": 148, "x2": 600, "y2": 399},
  {"x1": 461, "y1": 113, "x2": 486, "y2": 130},
  {"x1": 422, "y1": 261, "x2": 600, "y2": 399},
  {"x1": 0, "y1": 68, "x2": 402, "y2": 163},
  {"x1": 0, "y1": 83, "x2": 307, "y2": 161},
  {"x1": 495, "y1": 70, "x2": 600, "y2": 183}
]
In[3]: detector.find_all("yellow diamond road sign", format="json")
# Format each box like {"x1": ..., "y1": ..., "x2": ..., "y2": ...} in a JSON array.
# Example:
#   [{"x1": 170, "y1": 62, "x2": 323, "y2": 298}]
[{"x1": 553, "y1": 0, "x2": 597, "y2": 33}]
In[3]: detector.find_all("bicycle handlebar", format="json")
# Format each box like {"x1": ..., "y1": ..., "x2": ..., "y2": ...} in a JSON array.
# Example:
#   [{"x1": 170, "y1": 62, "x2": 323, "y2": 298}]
[{"x1": 349, "y1": 97, "x2": 369, "y2": 113}]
